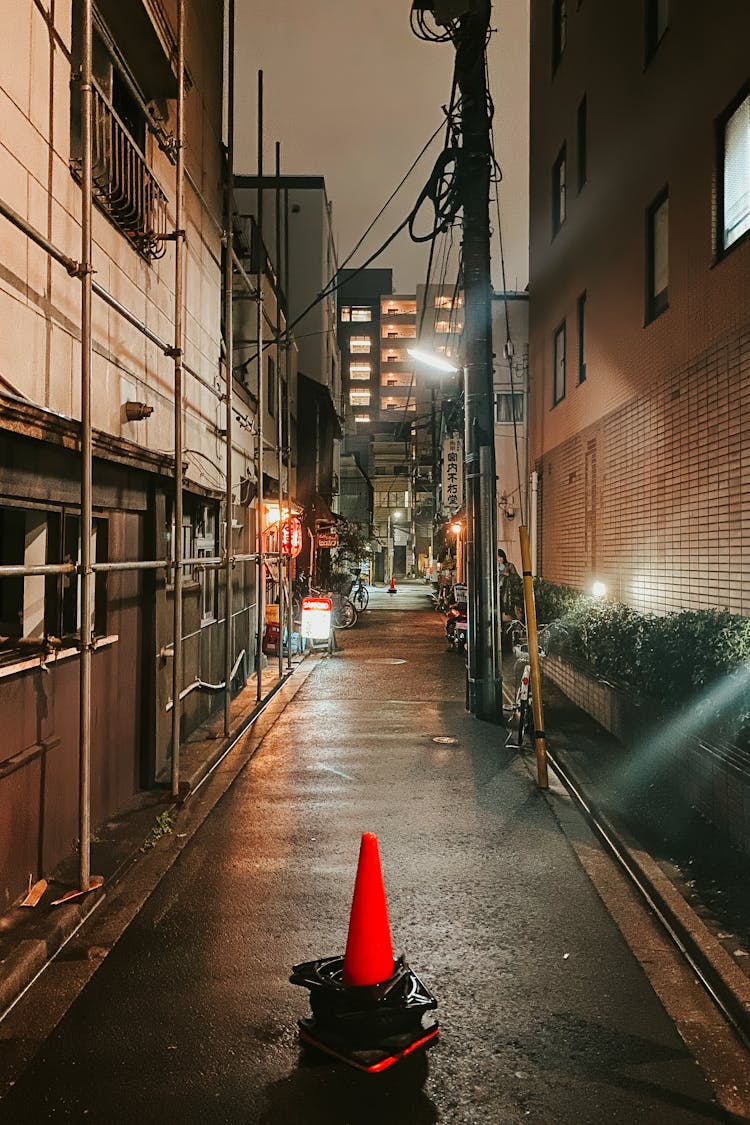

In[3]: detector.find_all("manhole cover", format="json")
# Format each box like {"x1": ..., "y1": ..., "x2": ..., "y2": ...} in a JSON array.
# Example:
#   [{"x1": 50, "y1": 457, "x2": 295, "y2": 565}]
[{"x1": 432, "y1": 736, "x2": 458, "y2": 745}]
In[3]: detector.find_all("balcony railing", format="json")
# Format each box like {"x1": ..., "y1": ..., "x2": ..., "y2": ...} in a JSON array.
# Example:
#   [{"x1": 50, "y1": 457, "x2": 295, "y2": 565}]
[{"x1": 73, "y1": 82, "x2": 169, "y2": 261}]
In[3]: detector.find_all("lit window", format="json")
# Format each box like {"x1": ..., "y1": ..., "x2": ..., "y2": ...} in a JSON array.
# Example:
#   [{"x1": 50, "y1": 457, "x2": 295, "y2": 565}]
[
  {"x1": 354, "y1": 413, "x2": 370, "y2": 423},
  {"x1": 350, "y1": 390, "x2": 371, "y2": 406},
  {"x1": 351, "y1": 307, "x2": 372, "y2": 322},
  {"x1": 340, "y1": 306, "x2": 351, "y2": 322},
  {"x1": 552, "y1": 145, "x2": 567, "y2": 236},
  {"x1": 434, "y1": 294, "x2": 462, "y2": 309},
  {"x1": 719, "y1": 90, "x2": 750, "y2": 252},
  {"x1": 646, "y1": 188, "x2": 669, "y2": 321},
  {"x1": 196, "y1": 505, "x2": 217, "y2": 624},
  {"x1": 495, "y1": 393, "x2": 525, "y2": 423},
  {"x1": 350, "y1": 336, "x2": 371, "y2": 354},
  {"x1": 553, "y1": 321, "x2": 566, "y2": 405},
  {"x1": 349, "y1": 363, "x2": 371, "y2": 381}
]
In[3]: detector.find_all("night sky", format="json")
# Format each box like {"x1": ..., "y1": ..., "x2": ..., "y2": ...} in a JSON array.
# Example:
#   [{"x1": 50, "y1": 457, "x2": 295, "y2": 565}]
[{"x1": 233, "y1": 1, "x2": 529, "y2": 294}]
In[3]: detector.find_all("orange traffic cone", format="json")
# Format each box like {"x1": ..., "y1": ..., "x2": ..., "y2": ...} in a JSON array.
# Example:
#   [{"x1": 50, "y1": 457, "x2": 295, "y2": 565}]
[
  {"x1": 388, "y1": 574, "x2": 396, "y2": 594},
  {"x1": 343, "y1": 833, "x2": 395, "y2": 987},
  {"x1": 290, "y1": 830, "x2": 439, "y2": 1072}
]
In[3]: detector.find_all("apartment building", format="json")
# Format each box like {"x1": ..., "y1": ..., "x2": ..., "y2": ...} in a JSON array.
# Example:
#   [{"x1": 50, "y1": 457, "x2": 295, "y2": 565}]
[
  {"x1": 529, "y1": 0, "x2": 750, "y2": 613},
  {"x1": 0, "y1": 1, "x2": 268, "y2": 905},
  {"x1": 234, "y1": 176, "x2": 341, "y2": 550}
]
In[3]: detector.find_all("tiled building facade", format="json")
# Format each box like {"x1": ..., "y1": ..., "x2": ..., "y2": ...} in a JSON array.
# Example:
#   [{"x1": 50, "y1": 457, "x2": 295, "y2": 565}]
[{"x1": 529, "y1": 0, "x2": 750, "y2": 614}]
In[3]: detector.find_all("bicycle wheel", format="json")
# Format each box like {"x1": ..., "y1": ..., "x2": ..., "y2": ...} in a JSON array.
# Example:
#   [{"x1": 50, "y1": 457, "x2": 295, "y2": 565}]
[
  {"x1": 517, "y1": 699, "x2": 529, "y2": 746},
  {"x1": 353, "y1": 585, "x2": 369, "y2": 610},
  {"x1": 333, "y1": 600, "x2": 357, "y2": 629}
]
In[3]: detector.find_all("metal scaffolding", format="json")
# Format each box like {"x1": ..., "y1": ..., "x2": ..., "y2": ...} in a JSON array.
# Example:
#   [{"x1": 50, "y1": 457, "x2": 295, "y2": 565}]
[{"x1": 0, "y1": 0, "x2": 294, "y2": 894}]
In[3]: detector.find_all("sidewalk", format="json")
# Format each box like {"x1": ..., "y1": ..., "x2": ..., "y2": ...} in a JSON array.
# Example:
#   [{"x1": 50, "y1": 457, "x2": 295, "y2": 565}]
[
  {"x1": 1, "y1": 604, "x2": 744, "y2": 1123},
  {"x1": 0, "y1": 653, "x2": 307, "y2": 1018}
]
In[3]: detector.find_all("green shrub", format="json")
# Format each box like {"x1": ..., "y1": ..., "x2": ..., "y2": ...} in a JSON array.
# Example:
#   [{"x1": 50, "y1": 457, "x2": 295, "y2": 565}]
[{"x1": 512, "y1": 580, "x2": 750, "y2": 738}]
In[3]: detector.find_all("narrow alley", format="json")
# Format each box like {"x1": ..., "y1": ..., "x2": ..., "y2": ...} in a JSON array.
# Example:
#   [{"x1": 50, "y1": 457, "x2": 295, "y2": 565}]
[{"x1": 1, "y1": 594, "x2": 746, "y2": 1124}]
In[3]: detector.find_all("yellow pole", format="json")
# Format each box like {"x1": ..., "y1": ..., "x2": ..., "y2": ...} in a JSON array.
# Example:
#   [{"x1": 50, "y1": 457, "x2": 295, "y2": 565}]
[{"x1": 519, "y1": 526, "x2": 548, "y2": 789}]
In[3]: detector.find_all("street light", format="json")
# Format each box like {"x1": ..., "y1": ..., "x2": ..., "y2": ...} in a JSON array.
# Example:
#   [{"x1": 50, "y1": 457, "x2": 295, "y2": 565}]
[
  {"x1": 387, "y1": 509, "x2": 401, "y2": 583},
  {"x1": 409, "y1": 346, "x2": 501, "y2": 722}
]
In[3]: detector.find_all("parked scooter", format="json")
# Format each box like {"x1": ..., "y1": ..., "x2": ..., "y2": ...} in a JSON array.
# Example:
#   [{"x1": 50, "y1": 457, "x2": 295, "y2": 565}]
[{"x1": 445, "y1": 598, "x2": 468, "y2": 650}]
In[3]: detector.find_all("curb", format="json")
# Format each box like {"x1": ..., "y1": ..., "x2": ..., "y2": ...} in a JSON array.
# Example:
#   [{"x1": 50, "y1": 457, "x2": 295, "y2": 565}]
[{"x1": 545, "y1": 745, "x2": 750, "y2": 1046}]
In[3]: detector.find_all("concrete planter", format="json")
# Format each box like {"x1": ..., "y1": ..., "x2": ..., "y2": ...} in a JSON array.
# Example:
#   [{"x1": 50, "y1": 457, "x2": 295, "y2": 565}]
[{"x1": 542, "y1": 654, "x2": 750, "y2": 861}]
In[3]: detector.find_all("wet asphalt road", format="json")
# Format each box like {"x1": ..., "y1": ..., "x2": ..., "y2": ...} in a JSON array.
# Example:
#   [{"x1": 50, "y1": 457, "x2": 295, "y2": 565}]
[{"x1": 0, "y1": 591, "x2": 730, "y2": 1123}]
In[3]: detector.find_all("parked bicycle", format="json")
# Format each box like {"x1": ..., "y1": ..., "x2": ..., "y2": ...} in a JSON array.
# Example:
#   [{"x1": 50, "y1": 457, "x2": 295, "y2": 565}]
[
  {"x1": 505, "y1": 620, "x2": 553, "y2": 746},
  {"x1": 292, "y1": 574, "x2": 358, "y2": 631},
  {"x1": 347, "y1": 571, "x2": 369, "y2": 611}
]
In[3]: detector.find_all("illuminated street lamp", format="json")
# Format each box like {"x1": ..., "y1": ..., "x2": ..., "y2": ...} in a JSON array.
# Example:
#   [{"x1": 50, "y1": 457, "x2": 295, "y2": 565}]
[
  {"x1": 387, "y1": 509, "x2": 401, "y2": 583},
  {"x1": 451, "y1": 520, "x2": 463, "y2": 583}
]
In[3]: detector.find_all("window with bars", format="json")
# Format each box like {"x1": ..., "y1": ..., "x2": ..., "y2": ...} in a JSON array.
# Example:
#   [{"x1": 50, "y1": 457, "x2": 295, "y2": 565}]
[
  {"x1": 646, "y1": 188, "x2": 669, "y2": 321},
  {"x1": 577, "y1": 290, "x2": 587, "y2": 382},
  {"x1": 645, "y1": 0, "x2": 668, "y2": 62},
  {"x1": 718, "y1": 89, "x2": 750, "y2": 254},
  {"x1": 552, "y1": 145, "x2": 567, "y2": 236},
  {"x1": 552, "y1": 0, "x2": 567, "y2": 73},
  {"x1": 553, "y1": 322, "x2": 566, "y2": 405}
]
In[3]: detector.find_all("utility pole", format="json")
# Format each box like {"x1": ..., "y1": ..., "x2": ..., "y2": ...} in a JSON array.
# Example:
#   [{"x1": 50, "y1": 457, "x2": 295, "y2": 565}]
[{"x1": 455, "y1": 0, "x2": 501, "y2": 720}]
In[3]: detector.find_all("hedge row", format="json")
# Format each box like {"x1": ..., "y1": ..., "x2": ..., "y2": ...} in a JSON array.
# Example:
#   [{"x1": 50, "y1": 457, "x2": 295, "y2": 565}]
[{"x1": 509, "y1": 578, "x2": 750, "y2": 737}]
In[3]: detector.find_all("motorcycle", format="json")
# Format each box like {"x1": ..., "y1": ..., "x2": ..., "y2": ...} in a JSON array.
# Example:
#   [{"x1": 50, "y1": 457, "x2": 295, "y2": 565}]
[{"x1": 445, "y1": 599, "x2": 468, "y2": 650}]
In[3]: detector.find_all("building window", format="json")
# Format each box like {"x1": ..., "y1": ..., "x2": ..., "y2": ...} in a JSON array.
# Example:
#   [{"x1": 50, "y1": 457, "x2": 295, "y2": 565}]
[
  {"x1": 553, "y1": 322, "x2": 566, "y2": 405},
  {"x1": 552, "y1": 0, "x2": 567, "y2": 73},
  {"x1": 0, "y1": 506, "x2": 108, "y2": 665},
  {"x1": 718, "y1": 89, "x2": 750, "y2": 253},
  {"x1": 340, "y1": 306, "x2": 351, "y2": 322},
  {"x1": 350, "y1": 390, "x2": 371, "y2": 406},
  {"x1": 646, "y1": 189, "x2": 669, "y2": 321},
  {"x1": 349, "y1": 363, "x2": 371, "y2": 381},
  {"x1": 435, "y1": 294, "x2": 462, "y2": 309},
  {"x1": 386, "y1": 402, "x2": 397, "y2": 411},
  {"x1": 386, "y1": 378, "x2": 397, "y2": 386},
  {"x1": 350, "y1": 336, "x2": 371, "y2": 354},
  {"x1": 351, "y1": 307, "x2": 372, "y2": 322},
  {"x1": 577, "y1": 96, "x2": 587, "y2": 191},
  {"x1": 495, "y1": 393, "x2": 525, "y2": 423},
  {"x1": 577, "y1": 291, "x2": 587, "y2": 382},
  {"x1": 267, "y1": 356, "x2": 275, "y2": 416},
  {"x1": 645, "y1": 0, "x2": 668, "y2": 62},
  {"x1": 196, "y1": 505, "x2": 217, "y2": 625},
  {"x1": 354, "y1": 414, "x2": 370, "y2": 424},
  {"x1": 552, "y1": 145, "x2": 567, "y2": 236}
]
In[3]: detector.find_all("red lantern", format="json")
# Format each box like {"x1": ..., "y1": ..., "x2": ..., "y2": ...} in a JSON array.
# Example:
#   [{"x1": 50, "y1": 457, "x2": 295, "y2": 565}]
[{"x1": 281, "y1": 517, "x2": 303, "y2": 557}]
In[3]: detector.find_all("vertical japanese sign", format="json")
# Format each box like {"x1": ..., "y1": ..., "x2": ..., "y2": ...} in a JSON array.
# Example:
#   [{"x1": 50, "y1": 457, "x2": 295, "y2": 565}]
[{"x1": 442, "y1": 433, "x2": 463, "y2": 514}]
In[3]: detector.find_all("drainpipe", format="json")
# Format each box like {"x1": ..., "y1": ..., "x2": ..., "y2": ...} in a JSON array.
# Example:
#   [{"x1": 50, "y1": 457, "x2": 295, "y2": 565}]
[
  {"x1": 275, "y1": 142, "x2": 284, "y2": 680},
  {"x1": 78, "y1": 0, "x2": 94, "y2": 892},
  {"x1": 223, "y1": 0, "x2": 235, "y2": 736},
  {"x1": 171, "y1": 0, "x2": 186, "y2": 800},
  {"x1": 255, "y1": 70, "x2": 265, "y2": 702}
]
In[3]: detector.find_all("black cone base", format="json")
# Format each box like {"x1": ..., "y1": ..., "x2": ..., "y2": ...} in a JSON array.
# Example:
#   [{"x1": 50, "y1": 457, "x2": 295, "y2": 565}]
[{"x1": 291, "y1": 954, "x2": 439, "y2": 1073}]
